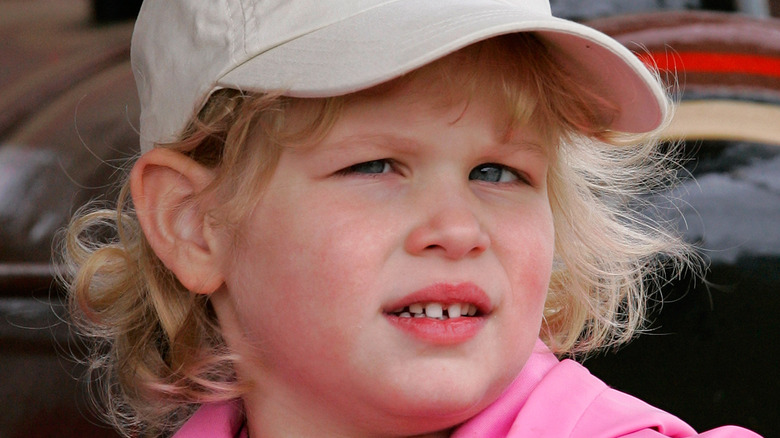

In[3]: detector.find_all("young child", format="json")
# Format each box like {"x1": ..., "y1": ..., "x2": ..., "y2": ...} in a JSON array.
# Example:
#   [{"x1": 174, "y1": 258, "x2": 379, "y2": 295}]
[{"x1": 60, "y1": 1, "x2": 761, "y2": 437}]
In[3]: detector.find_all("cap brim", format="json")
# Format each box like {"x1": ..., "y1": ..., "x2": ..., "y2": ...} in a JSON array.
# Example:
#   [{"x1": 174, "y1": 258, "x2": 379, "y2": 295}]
[{"x1": 218, "y1": 0, "x2": 665, "y2": 133}]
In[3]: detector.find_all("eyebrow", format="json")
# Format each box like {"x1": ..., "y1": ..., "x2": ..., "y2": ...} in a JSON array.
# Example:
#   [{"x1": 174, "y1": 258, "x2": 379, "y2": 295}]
[
  {"x1": 500, "y1": 138, "x2": 549, "y2": 159},
  {"x1": 324, "y1": 133, "x2": 420, "y2": 153}
]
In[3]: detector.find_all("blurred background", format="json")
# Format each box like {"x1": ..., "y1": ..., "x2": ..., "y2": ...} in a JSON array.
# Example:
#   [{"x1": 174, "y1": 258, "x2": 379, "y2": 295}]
[{"x1": 0, "y1": 0, "x2": 777, "y2": 437}]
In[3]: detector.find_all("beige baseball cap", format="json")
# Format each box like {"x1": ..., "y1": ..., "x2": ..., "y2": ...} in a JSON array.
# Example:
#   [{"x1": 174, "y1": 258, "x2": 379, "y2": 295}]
[{"x1": 132, "y1": 0, "x2": 667, "y2": 152}]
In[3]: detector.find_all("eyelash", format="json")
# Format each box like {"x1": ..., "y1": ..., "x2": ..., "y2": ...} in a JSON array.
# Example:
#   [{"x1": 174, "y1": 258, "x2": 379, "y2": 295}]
[
  {"x1": 470, "y1": 162, "x2": 530, "y2": 185},
  {"x1": 337, "y1": 159, "x2": 531, "y2": 186},
  {"x1": 337, "y1": 159, "x2": 394, "y2": 176}
]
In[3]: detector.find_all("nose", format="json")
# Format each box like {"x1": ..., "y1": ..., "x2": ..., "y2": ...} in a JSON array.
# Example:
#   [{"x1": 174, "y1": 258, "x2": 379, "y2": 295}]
[{"x1": 404, "y1": 192, "x2": 491, "y2": 260}]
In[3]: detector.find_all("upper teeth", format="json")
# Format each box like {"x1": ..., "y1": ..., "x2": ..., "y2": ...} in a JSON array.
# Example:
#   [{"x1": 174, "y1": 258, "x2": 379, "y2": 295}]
[{"x1": 394, "y1": 302, "x2": 478, "y2": 320}]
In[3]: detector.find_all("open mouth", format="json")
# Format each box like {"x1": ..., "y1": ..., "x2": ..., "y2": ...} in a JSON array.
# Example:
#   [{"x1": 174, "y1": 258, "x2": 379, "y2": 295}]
[
  {"x1": 388, "y1": 302, "x2": 482, "y2": 320},
  {"x1": 383, "y1": 283, "x2": 490, "y2": 343},
  {"x1": 385, "y1": 300, "x2": 487, "y2": 345}
]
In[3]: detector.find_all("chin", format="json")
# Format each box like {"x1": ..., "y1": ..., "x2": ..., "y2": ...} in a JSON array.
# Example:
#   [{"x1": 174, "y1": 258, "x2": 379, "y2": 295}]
[
  {"x1": 376, "y1": 374, "x2": 503, "y2": 430},
  {"x1": 375, "y1": 399, "x2": 486, "y2": 438}
]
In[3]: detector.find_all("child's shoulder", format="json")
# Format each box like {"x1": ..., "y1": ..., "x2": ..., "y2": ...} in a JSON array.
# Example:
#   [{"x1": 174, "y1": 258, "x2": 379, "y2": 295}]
[
  {"x1": 453, "y1": 343, "x2": 762, "y2": 437},
  {"x1": 172, "y1": 399, "x2": 246, "y2": 438}
]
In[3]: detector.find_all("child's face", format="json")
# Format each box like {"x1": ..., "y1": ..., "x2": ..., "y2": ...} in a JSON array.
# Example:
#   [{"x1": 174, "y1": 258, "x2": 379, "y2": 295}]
[{"x1": 212, "y1": 73, "x2": 555, "y2": 435}]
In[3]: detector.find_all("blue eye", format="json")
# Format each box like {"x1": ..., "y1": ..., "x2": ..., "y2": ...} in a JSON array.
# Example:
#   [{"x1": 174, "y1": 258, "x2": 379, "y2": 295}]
[
  {"x1": 339, "y1": 159, "x2": 392, "y2": 175},
  {"x1": 469, "y1": 163, "x2": 521, "y2": 183}
]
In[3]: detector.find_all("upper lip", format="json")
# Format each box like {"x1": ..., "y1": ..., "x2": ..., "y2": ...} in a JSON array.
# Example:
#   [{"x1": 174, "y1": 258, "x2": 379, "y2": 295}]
[{"x1": 383, "y1": 282, "x2": 492, "y2": 315}]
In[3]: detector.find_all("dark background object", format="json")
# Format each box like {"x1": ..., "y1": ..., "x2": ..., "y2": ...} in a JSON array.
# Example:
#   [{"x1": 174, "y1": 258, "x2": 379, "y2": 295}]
[
  {"x1": 0, "y1": 1, "x2": 134, "y2": 435},
  {"x1": 92, "y1": 0, "x2": 143, "y2": 23}
]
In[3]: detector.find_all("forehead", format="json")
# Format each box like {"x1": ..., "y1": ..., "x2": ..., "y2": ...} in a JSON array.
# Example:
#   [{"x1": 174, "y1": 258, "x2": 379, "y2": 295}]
[{"x1": 333, "y1": 72, "x2": 548, "y2": 152}]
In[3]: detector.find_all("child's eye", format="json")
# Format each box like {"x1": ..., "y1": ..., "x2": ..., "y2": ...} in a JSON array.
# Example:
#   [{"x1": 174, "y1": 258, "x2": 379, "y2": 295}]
[
  {"x1": 338, "y1": 159, "x2": 393, "y2": 176},
  {"x1": 469, "y1": 163, "x2": 525, "y2": 184}
]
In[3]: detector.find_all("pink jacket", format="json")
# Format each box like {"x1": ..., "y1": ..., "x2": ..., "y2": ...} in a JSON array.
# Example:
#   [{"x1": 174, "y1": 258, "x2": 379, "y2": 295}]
[{"x1": 173, "y1": 340, "x2": 761, "y2": 437}]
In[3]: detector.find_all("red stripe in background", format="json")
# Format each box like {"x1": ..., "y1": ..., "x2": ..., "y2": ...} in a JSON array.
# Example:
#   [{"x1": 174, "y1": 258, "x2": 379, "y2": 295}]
[{"x1": 639, "y1": 52, "x2": 780, "y2": 78}]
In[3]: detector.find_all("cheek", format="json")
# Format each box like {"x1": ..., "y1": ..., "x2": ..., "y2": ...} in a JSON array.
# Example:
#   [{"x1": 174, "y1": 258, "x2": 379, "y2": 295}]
[
  {"x1": 499, "y1": 205, "x2": 555, "y2": 319},
  {"x1": 225, "y1": 196, "x2": 387, "y2": 344}
]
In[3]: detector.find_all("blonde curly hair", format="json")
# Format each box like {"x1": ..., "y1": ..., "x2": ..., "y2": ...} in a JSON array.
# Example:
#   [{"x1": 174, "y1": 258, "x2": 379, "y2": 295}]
[{"x1": 58, "y1": 33, "x2": 694, "y2": 437}]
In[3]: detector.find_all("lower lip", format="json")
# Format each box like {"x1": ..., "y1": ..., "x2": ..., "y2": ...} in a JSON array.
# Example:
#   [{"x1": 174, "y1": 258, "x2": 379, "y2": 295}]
[{"x1": 385, "y1": 315, "x2": 485, "y2": 345}]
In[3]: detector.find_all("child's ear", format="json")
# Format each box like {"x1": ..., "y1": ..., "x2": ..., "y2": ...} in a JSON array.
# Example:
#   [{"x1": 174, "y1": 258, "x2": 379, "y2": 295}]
[{"x1": 130, "y1": 148, "x2": 225, "y2": 294}]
